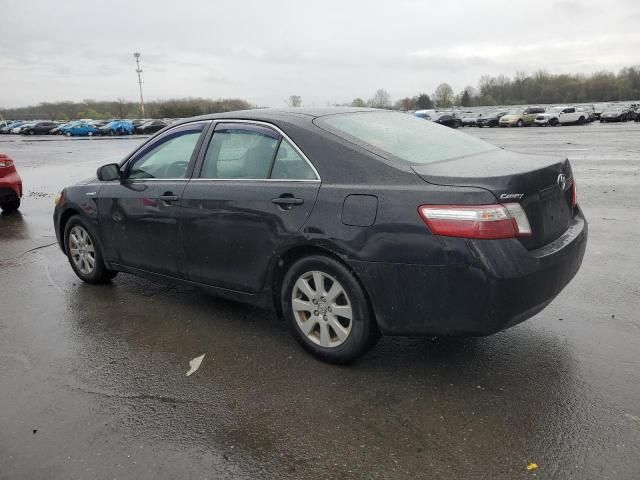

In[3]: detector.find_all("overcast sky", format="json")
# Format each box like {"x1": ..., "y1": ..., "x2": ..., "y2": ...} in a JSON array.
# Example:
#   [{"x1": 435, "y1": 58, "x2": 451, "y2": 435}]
[{"x1": 1, "y1": 0, "x2": 639, "y2": 108}]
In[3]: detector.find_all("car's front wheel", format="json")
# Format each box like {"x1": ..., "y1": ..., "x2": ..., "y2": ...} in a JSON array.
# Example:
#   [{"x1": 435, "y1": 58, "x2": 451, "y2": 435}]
[
  {"x1": 64, "y1": 215, "x2": 117, "y2": 284},
  {"x1": 281, "y1": 255, "x2": 379, "y2": 363},
  {"x1": 516, "y1": 119, "x2": 524, "y2": 127}
]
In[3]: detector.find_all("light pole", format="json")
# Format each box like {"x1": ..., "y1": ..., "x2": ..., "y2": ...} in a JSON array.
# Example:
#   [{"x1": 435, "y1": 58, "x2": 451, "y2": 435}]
[{"x1": 133, "y1": 52, "x2": 145, "y2": 117}]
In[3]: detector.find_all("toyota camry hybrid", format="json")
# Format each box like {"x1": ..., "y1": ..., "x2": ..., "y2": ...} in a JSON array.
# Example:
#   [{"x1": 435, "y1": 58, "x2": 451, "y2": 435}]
[{"x1": 53, "y1": 108, "x2": 587, "y2": 363}]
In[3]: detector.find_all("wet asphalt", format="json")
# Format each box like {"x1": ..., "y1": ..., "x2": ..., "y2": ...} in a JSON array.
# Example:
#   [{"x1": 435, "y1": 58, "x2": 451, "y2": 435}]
[{"x1": 0, "y1": 123, "x2": 639, "y2": 479}]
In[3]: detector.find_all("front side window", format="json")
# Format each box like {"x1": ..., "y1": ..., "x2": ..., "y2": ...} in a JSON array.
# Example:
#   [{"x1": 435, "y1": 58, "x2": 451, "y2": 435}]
[
  {"x1": 201, "y1": 124, "x2": 280, "y2": 179},
  {"x1": 128, "y1": 126, "x2": 203, "y2": 179}
]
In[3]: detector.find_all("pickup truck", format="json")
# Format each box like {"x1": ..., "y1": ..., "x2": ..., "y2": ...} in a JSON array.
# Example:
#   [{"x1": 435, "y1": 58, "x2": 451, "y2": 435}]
[{"x1": 534, "y1": 106, "x2": 587, "y2": 126}]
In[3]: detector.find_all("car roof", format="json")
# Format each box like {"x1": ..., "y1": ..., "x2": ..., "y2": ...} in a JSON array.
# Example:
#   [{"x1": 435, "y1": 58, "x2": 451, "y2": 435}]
[{"x1": 176, "y1": 107, "x2": 380, "y2": 127}]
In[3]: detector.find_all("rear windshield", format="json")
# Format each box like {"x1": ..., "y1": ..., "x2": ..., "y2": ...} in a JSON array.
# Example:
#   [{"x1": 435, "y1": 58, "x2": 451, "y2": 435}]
[{"x1": 315, "y1": 111, "x2": 498, "y2": 164}]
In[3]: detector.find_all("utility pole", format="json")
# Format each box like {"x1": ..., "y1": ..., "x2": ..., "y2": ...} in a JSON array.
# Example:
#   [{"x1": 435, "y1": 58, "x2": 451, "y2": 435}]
[{"x1": 133, "y1": 52, "x2": 145, "y2": 117}]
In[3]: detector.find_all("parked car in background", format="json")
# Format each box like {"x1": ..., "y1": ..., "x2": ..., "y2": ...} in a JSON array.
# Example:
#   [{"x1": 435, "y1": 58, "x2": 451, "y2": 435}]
[
  {"x1": 428, "y1": 112, "x2": 461, "y2": 128},
  {"x1": 535, "y1": 106, "x2": 587, "y2": 126},
  {"x1": 600, "y1": 107, "x2": 628, "y2": 122},
  {"x1": 476, "y1": 111, "x2": 508, "y2": 128},
  {"x1": 49, "y1": 123, "x2": 68, "y2": 135},
  {"x1": 578, "y1": 105, "x2": 595, "y2": 122},
  {"x1": 11, "y1": 122, "x2": 37, "y2": 134},
  {"x1": 61, "y1": 122, "x2": 99, "y2": 136},
  {"x1": 135, "y1": 119, "x2": 168, "y2": 134},
  {"x1": 460, "y1": 112, "x2": 481, "y2": 127},
  {"x1": 98, "y1": 120, "x2": 134, "y2": 136},
  {"x1": 131, "y1": 119, "x2": 149, "y2": 130},
  {"x1": 20, "y1": 121, "x2": 59, "y2": 135},
  {"x1": 593, "y1": 103, "x2": 608, "y2": 119},
  {"x1": 1, "y1": 121, "x2": 23, "y2": 134},
  {"x1": 414, "y1": 110, "x2": 436, "y2": 120},
  {"x1": 53, "y1": 108, "x2": 587, "y2": 363},
  {"x1": 0, "y1": 153, "x2": 22, "y2": 212},
  {"x1": 499, "y1": 107, "x2": 545, "y2": 127}
]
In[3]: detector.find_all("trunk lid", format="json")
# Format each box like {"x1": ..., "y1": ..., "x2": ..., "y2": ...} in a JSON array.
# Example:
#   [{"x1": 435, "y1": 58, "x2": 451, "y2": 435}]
[{"x1": 412, "y1": 149, "x2": 575, "y2": 250}]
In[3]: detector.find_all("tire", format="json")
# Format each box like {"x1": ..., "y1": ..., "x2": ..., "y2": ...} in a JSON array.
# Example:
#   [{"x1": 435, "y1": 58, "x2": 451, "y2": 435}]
[
  {"x1": 516, "y1": 119, "x2": 524, "y2": 127},
  {"x1": 281, "y1": 255, "x2": 380, "y2": 364},
  {"x1": 87, "y1": 131, "x2": 93, "y2": 136},
  {"x1": 28, "y1": 130, "x2": 34, "y2": 136},
  {"x1": 109, "y1": 130, "x2": 114, "y2": 136},
  {"x1": 63, "y1": 215, "x2": 117, "y2": 284},
  {"x1": 1, "y1": 198, "x2": 20, "y2": 212},
  {"x1": 578, "y1": 116, "x2": 585, "y2": 125},
  {"x1": 66, "y1": 131, "x2": 72, "y2": 137},
  {"x1": 550, "y1": 118, "x2": 559, "y2": 126}
]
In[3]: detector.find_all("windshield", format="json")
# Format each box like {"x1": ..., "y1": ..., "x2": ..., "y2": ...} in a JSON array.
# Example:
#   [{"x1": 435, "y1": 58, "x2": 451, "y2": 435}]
[
  {"x1": 549, "y1": 107, "x2": 563, "y2": 113},
  {"x1": 507, "y1": 109, "x2": 522, "y2": 115},
  {"x1": 315, "y1": 111, "x2": 498, "y2": 165}
]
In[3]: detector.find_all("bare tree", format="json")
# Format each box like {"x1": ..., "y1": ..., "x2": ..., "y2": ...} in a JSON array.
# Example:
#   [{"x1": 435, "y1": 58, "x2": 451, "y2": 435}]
[
  {"x1": 116, "y1": 98, "x2": 129, "y2": 119},
  {"x1": 434, "y1": 83, "x2": 454, "y2": 108},
  {"x1": 369, "y1": 89, "x2": 391, "y2": 108},
  {"x1": 286, "y1": 95, "x2": 302, "y2": 107}
]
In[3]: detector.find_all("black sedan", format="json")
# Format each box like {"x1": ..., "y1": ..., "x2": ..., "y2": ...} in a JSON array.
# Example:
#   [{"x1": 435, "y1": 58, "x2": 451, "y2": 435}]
[
  {"x1": 600, "y1": 107, "x2": 628, "y2": 122},
  {"x1": 20, "y1": 121, "x2": 59, "y2": 135},
  {"x1": 429, "y1": 111, "x2": 461, "y2": 128},
  {"x1": 476, "y1": 111, "x2": 507, "y2": 128},
  {"x1": 53, "y1": 108, "x2": 587, "y2": 363},
  {"x1": 135, "y1": 119, "x2": 168, "y2": 134}
]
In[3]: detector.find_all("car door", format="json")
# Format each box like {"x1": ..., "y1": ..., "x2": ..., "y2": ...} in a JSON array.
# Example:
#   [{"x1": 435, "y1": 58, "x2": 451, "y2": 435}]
[
  {"x1": 96, "y1": 121, "x2": 208, "y2": 277},
  {"x1": 179, "y1": 121, "x2": 321, "y2": 293},
  {"x1": 560, "y1": 107, "x2": 575, "y2": 124}
]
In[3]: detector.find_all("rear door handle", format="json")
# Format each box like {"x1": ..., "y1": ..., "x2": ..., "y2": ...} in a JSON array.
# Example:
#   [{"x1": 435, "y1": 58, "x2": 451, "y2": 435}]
[{"x1": 159, "y1": 194, "x2": 179, "y2": 202}]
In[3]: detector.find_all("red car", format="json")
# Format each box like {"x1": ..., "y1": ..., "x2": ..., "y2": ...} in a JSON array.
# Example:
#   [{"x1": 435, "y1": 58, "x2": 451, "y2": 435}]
[{"x1": 0, "y1": 153, "x2": 22, "y2": 212}]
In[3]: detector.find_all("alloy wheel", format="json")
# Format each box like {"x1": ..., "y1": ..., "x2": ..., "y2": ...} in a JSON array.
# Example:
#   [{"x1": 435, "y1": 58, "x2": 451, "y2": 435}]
[
  {"x1": 291, "y1": 271, "x2": 353, "y2": 348},
  {"x1": 68, "y1": 225, "x2": 96, "y2": 275}
]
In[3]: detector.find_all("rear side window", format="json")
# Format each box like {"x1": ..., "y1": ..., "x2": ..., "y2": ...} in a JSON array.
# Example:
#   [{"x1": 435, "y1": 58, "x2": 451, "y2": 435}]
[
  {"x1": 315, "y1": 111, "x2": 498, "y2": 165},
  {"x1": 271, "y1": 140, "x2": 317, "y2": 180}
]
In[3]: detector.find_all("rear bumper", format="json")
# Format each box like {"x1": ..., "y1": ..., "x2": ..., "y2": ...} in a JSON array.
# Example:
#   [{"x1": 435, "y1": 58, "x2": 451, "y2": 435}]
[{"x1": 350, "y1": 209, "x2": 588, "y2": 336}]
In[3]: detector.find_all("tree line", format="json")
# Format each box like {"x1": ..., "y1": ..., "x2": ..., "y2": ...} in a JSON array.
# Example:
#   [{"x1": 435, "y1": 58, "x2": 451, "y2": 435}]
[
  {"x1": 1, "y1": 97, "x2": 253, "y2": 121},
  {"x1": 358, "y1": 66, "x2": 640, "y2": 110},
  {"x1": 3, "y1": 66, "x2": 640, "y2": 120}
]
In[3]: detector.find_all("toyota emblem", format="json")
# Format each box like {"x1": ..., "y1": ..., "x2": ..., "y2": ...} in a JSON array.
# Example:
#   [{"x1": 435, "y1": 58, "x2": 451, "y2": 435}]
[{"x1": 557, "y1": 173, "x2": 567, "y2": 191}]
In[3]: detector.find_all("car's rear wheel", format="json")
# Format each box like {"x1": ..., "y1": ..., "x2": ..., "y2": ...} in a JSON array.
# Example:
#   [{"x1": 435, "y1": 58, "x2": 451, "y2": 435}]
[
  {"x1": 281, "y1": 255, "x2": 379, "y2": 363},
  {"x1": 64, "y1": 216, "x2": 117, "y2": 284},
  {"x1": 1, "y1": 199, "x2": 20, "y2": 213}
]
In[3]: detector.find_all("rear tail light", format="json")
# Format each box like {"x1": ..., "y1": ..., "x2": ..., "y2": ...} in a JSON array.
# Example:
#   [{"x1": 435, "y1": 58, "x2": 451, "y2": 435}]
[{"x1": 418, "y1": 203, "x2": 532, "y2": 239}]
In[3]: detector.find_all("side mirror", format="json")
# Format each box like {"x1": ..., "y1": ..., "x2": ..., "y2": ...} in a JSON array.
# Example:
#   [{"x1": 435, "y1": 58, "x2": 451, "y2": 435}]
[{"x1": 97, "y1": 163, "x2": 121, "y2": 181}]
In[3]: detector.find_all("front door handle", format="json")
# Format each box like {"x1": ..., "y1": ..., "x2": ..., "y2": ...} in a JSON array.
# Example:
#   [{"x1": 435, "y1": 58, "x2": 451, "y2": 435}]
[
  {"x1": 159, "y1": 193, "x2": 179, "y2": 203},
  {"x1": 272, "y1": 196, "x2": 304, "y2": 209}
]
